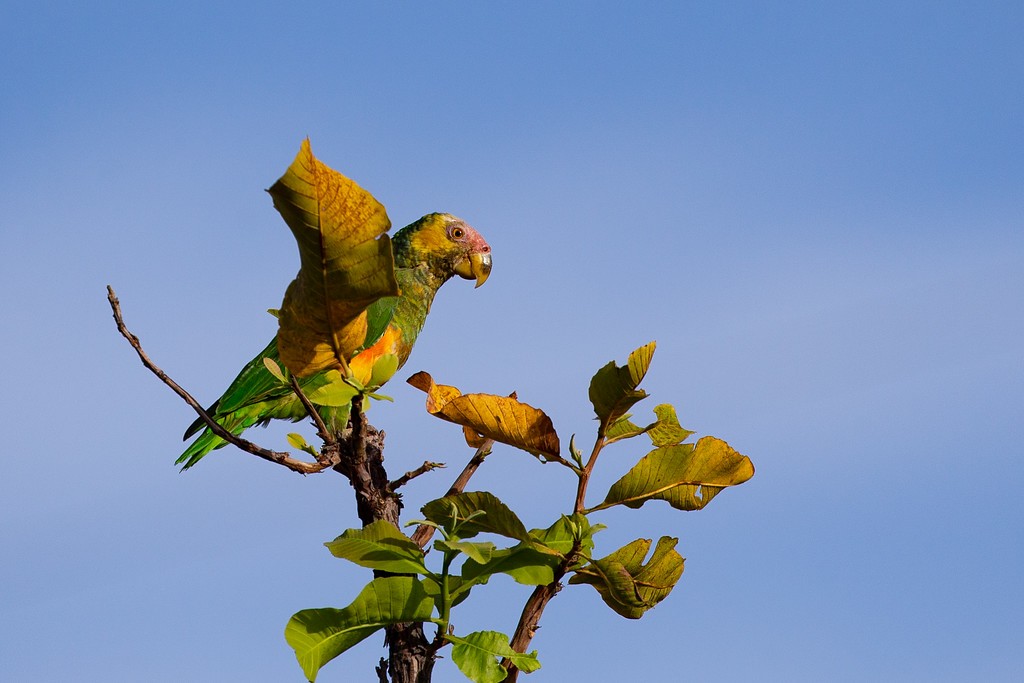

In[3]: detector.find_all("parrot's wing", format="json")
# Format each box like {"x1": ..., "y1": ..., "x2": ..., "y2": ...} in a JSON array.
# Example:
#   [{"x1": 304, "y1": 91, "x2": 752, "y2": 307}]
[
  {"x1": 182, "y1": 337, "x2": 287, "y2": 440},
  {"x1": 360, "y1": 293, "x2": 400, "y2": 355}
]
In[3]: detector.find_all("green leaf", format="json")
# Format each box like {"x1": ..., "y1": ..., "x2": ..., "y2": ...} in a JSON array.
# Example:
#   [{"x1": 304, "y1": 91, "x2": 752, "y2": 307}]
[
  {"x1": 368, "y1": 353, "x2": 399, "y2": 389},
  {"x1": 285, "y1": 577, "x2": 434, "y2": 682},
  {"x1": 460, "y1": 514, "x2": 604, "y2": 587},
  {"x1": 420, "y1": 575, "x2": 473, "y2": 608},
  {"x1": 448, "y1": 631, "x2": 541, "y2": 683},
  {"x1": 569, "y1": 537, "x2": 684, "y2": 619},
  {"x1": 436, "y1": 539, "x2": 496, "y2": 565},
  {"x1": 646, "y1": 403, "x2": 695, "y2": 447},
  {"x1": 421, "y1": 492, "x2": 530, "y2": 542},
  {"x1": 589, "y1": 342, "x2": 656, "y2": 438},
  {"x1": 604, "y1": 404, "x2": 694, "y2": 446},
  {"x1": 324, "y1": 521, "x2": 429, "y2": 574},
  {"x1": 604, "y1": 414, "x2": 650, "y2": 444},
  {"x1": 593, "y1": 437, "x2": 754, "y2": 512},
  {"x1": 304, "y1": 370, "x2": 359, "y2": 407},
  {"x1": 461, "y1": 544, "x2": 557, "y2": 587},
  {"x1": 262, "y1": 356, "x2": 288, "y2": 383},
  {"x1": 568, "y1": 434, "x2": 585, "y2": 467},
  {"x1": 287, "y1": 433, "x2": 319, "y2": 457},
  {"x1": 532, "y1": 514, "x2": 602, "y2": 558}
]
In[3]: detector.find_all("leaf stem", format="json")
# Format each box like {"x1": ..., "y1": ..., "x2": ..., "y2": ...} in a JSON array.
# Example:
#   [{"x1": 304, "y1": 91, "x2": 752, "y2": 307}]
[{"x1": 438, "y1": 548, "x2": 456, "y2": 629}]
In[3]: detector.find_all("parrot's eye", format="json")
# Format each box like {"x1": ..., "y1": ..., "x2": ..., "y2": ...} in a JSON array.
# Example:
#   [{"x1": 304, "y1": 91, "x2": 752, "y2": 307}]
[{"x1": 451, "y1": 226, "x2": 465, "y2": 240}]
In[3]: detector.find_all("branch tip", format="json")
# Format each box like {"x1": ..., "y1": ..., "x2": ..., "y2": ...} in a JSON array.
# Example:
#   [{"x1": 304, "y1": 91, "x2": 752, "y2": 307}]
[{"x1": 107, "y1": 285, "x2": 329, "y2": 475}]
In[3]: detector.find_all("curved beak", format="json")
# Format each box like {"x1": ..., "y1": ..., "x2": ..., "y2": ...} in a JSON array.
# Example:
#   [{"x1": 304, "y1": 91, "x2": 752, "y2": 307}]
[{"x1": 455, "y1": 251, "x2": 492, "y2": 288}]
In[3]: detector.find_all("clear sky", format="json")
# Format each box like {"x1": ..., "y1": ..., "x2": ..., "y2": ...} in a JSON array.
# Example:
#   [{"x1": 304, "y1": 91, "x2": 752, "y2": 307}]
[{"x1": 2, "y1": 2, "x2": 1021, "y2": 681}]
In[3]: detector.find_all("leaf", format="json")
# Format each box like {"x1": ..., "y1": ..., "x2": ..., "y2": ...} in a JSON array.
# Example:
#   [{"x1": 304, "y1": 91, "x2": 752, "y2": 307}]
[
  {"x1": 303, "y1": 370, "x2": 359, "y2": 407},
  {"x1": 460, "y1": 514, "x2": 602, "y2": 588},
  {"x1": 421, "y1": 492, "x2": 530, "y2": 542},
  {"x1": 604, "y1": 414, "x2": 650, "y2": 444},
  {"x1": 368, "y1": 353, "x2": 399, "y2": 389},
  {"x1": 420, "y1": 575, "x2": 473, "y2": 608},
  {"x1": 407, "y1": 371, "x2": 560, "y2": 459},
  {"x1": 436, "y1": 539, "x2": 496, "y2": 565},
  {"x1": 448, "y1": 631, "x2": 541, "y2": 683},
  {"x1": 324, "y1": 520, "x2": 428, "y2": 574},
  {"x1": 285, "y1": 577, "x2": 434, "y2": 682},
  {"x1": 461, "y1": 544, "x2": 558, "y2": 587},
  {"x1": 271, "y1": 139, "x2": 400, "y2": 378},
  {"x1": 262, "y1": 356, "x2": 288, "y2": 383},
  {"x1": 532, "y1": 513, "x2": 602, "y2": 558},
  {"x1": 287, "y1": 433, "x2": 319, "y2": 457},
  {"x1": 589, "y1": 342, "x2": 656, "y2": 438},
  {"x1": 463, "y1": 425, "x2": 491, "y2": 449},
  {"x1": 605, "y1": 404, "x2": 695, "y2": 446},
  {"x1": 569, "y1": 537, "x2": 684, "y2": 619},
  {"x1": 646, "y1": 403, "x2": 695, "y2": 447},
  {"x1": 594, "y1": 437, "x2": 754, "y2": 512}
]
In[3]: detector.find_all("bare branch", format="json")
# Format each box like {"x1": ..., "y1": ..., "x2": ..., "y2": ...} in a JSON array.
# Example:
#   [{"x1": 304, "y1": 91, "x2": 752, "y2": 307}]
[
  {"x1": 390, "y1": 461, "x2": 445, "y2": 490},
  {"x1": 503, "y1": 581, "x2": 563, "y2": 681},
  {"x1": 410, "y1": 439, "x2": 493, "y2": 548},
  {"x1": 106, "y1": 285, "x2": 329, "y2": 475},
  {"x1": 502, "y1": 535, "x2": 583, "y2": 681}
]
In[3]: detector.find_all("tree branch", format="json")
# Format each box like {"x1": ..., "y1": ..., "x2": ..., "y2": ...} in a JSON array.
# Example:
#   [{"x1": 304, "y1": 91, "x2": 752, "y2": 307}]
[
  {"x1": 410, "y1": 439, "x2": 493, "y2": 548},
  {"x1": 390, "y1": 461, "x2": 445, "y2": 490},
  {"x1": 502, "y1": 538, "x2": 581, "y2": 681},
  {"x1": 106, "y1": 285, "x2": 329, "y2": 475},
  {"x1": 573, "y1": 434, "x2": 606, "y2": 513},
  {"x1": 289, "y1": 374, "x2": 336, "y2": 446}
]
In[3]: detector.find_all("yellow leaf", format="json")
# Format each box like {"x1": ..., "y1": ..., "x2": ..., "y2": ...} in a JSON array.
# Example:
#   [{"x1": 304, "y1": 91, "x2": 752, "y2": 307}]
[
  {"x1": 407, "y1": 371, "x2": 560, "y2": 459},
  {"x1": 270, "y1": 139, "x2": 400, "y2": 377},
  {"x1": 594, "y1": 437, "x2": 754, "y2": 512},
  {"x1": 462, "y1": 426, "x2": 489, "y2": 449}
]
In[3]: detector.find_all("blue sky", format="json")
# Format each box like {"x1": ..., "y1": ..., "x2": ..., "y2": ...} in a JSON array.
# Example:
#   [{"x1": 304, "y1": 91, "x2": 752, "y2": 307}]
[{"x1": 2, "y1": 2, "x2": 1022, "y2": 681}]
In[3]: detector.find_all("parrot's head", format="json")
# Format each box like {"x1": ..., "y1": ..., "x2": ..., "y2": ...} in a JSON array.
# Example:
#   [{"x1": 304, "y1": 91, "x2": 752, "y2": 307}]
[{"x1": 398, "y1": 213, "x2": 492, "y2": 288}]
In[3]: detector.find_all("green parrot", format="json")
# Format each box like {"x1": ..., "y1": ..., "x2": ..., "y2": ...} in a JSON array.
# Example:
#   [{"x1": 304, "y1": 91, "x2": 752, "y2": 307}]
[{"x1": 178, "y1": 213, "x2": 492, "y2": 469}]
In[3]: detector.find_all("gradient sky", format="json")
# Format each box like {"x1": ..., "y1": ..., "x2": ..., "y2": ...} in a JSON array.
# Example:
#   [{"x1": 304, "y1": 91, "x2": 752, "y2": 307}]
[{"x1": 2, "y1": 2, "x2": 1022, "y2": 681}]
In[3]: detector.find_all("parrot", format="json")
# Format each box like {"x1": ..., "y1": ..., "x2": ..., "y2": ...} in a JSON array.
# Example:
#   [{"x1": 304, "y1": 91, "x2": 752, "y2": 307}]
[{"x1": 177, "y1": 212, "x2": 492, "y2": 470}]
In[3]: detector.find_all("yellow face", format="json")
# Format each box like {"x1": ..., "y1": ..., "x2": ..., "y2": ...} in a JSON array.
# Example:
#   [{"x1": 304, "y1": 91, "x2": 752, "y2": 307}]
[{"x1": 408, "y1": 213, "x2": 492, "y2": 287}]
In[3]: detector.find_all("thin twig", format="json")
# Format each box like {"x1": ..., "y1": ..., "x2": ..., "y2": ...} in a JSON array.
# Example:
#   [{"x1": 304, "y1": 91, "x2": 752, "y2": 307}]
[
  {"x1": 390, "y1": 461, "x2": 446, "y2": 490},
  {"x1": 107, "y1": 285, "x2": 329, "y2": 475},
  {"x1": 289, "y1": 374, "x2": 335, "y2": 445},
  {"x1": 410, "y1": 439, "x2": 493, "y2": 548}
]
